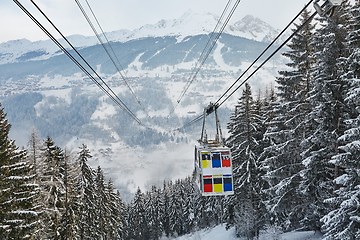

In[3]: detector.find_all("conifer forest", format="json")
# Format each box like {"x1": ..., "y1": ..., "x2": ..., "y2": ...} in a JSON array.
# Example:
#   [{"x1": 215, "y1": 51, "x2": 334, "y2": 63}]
[{"x1": 1, "y1": 1, "x2": 360, "y2": 240}]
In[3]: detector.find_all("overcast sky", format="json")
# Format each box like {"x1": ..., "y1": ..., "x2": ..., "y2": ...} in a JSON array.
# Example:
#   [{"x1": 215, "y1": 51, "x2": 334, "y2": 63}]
[{"x1": 1, "y1": 0, "x2": 312, "y2": 43}]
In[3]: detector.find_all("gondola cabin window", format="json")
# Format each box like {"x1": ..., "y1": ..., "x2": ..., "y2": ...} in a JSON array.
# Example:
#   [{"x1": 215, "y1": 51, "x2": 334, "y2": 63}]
[{"x1": 194, "y1": 145, "x2": 234, "y2": 196}]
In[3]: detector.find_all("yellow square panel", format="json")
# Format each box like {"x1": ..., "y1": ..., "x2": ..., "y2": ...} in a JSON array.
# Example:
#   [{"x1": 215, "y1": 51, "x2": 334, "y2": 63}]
[
  {"x1": 214, "y1": 184, "x2": 223, "y2": 193},
  {"x1": 202, "y1": 160, "x2": 211, "y2": 168}
]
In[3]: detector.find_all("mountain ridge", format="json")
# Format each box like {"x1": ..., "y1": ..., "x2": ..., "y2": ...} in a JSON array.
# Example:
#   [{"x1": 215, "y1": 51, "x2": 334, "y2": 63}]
[{"x1": 0, "y1": 12, "x2": 280, "y2": 64}]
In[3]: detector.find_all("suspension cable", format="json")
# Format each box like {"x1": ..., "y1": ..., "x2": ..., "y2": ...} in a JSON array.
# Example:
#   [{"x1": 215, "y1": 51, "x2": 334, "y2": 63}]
[
  {"x1": 168, "y1": 0, "x2": 242, "y2": 117},
  {"x1": 14, "y1": 0, "x2": 142, "y2": 125},
  {"x1": 75, "y1": 0, "x2": 150, "y2": 118},
  {"x1": 30, "y1": 0, "x2": 142, "y2": 124},
  {"x1": 217, "y1": 8, "x2": 317, "y2": 107},
  {"x1": 215, "y1": 0, "x2": 315, "y2": 106},
  {"x1": 177, "y1": 0, "x2": 317, "y2": 131}
]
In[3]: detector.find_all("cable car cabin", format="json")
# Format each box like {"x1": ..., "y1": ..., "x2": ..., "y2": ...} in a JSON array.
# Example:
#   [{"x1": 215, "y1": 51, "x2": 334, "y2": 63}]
[
  {"x1": 193, "y1": 102, "x2": 234, "y2": 196},
  {"x1": 194, "y1": 141, "x2": 234, "y2": 196}
]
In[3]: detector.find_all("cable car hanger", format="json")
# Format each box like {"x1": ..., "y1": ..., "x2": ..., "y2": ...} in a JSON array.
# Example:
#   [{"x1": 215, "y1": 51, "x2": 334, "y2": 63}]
[
  {"x1": 199, "y1": 102, "x2": 224, "y2": 147},
  {"x1": 313, "y1": 0, "x2": 345, "y2": 17}
]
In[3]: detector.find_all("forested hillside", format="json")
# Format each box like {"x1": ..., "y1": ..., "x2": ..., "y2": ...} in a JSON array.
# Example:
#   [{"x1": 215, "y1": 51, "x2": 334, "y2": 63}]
[
  {"x1": 225, "y1": 3, "x2": 360, "y2": 239},
  {"x1": 0, "y1": 1, "x2": 359, "y2": 240}
]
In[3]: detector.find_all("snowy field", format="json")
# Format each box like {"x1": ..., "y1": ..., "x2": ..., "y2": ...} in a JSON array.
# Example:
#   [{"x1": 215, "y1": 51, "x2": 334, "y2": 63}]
[{"x1": 161, "y1": 224, "x2": 323, "y2": 240}]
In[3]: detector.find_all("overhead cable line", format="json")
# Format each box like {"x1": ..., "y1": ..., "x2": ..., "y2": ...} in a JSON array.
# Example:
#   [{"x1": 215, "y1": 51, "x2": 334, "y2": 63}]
[
  {"x1": 216, "y1": 1, "x2": 317, "y2": 108},
  {"x1": 30, "y1": 0, "x2": 142, "y2": 125},
  {"x1": 75, "y1": 0, "x2": 150, "y2": 118},
  {"x1": 174, "y1": 0, "x2": 240, "y2": 108},
  {"x1": 176, "y1": 114, "x2": 204, "y2": 132},
  {"x1": 214, "y1": 0, "x2": 315, "y2": 107},
  {"x1": 177, "y1": 0, "x2": 316, "y2": 131},
  {"x1": 14, "y1": 0, "x2": 142, "y2": 125},
  {"x1": 168, "y1": 0, "x2": 241, "y2": 117}
]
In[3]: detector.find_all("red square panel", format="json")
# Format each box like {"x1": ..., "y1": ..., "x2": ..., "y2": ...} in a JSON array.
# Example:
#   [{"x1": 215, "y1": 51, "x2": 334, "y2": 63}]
[
  {"x1": 204, "y1": 183, "x2": 212, "y2": 192},
  {"x1": 203, "y1": 177, "x2": 213, "y2": 192},
  {"x1": 222, "y1": 156, "x2": 231, "y2": 167}
]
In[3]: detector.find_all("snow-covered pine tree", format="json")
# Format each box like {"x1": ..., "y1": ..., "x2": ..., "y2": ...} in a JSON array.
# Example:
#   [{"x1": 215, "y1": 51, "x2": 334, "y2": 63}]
[
  {"x1": 160, "y1": 180, "x2": 171, "y2": 237},
  {"x1": 226, "y1": 83, "x2": 266, "y2": 239},
  {"x1": 58, "y1": 150, "x2": 79, "y2": 239},
  {"x1": 76, "y1": 144, "x2": 99, "y2": 239},
  {"x1": 95, "y1": 166, "x2": 109, "y2": 238},
  {"x1": 193, "y1": 191, "x2": 210, "y2": 229},
  {"x1": 0, "y1": 104, "x2": 40, "y2": 239},
  {"x1": 145, "y1": 185, "x2": 163, "y2": 240},
  {"x1": 128, "y1": 187, "x2": 149, "y2": 240},
  {"x1": 27, "y1": 129, "x2": 42, "y2": 176},
  {"x1": 175, "y1": 177, "x2": 196, "y2": 235},
  {"x1": 106, "y1": 180, "x2": 126, "y2": 239},
  {"x1": 181, "y1": 177, "x2": 196, "y2": 233},
  {"x1": 93, "y1": 166, "x2": 124, "y2": 239},
  {"x1": 38, "y1": 137, "x2": 67, "y2": 239},
  {"x1": 169, "y1": 179, "x2": 185, "y2": 236},
  {"x1": 122, "y1": 203, "x2": 131, "y2": 240},
  {"x1": 260, "y1": 9, "x2": 316, "y2": 231},
  {"x1": 197, "y1": 186, "x2": 227, "y2": 228},
  {"x1": 321, "y1": 2, "x2": 360, "y2": 239},
  {"x1": 115, "y1": 188, "x2": 128, "y2": 240},
  {"x1": 299, "y1": 2, "x2": 351, "y2": 231}
]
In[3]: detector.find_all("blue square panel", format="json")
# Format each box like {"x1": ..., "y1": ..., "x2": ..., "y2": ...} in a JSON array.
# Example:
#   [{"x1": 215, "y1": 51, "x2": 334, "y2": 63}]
[
  {"x1": 223, "y1": 177, "x2": 233, "y2": 192},
  {"x1": 212, "y1": 153, "x2": 221, "y2": 168}
]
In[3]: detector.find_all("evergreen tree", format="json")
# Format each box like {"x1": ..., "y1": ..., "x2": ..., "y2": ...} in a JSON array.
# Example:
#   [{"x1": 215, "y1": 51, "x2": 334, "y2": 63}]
[
  {"x1": 181, "y1": 177, "x2": 196, "y2": 233},
  {"x1": 145, "y1": 185, "x2": 163, "y2": 240},
  {"x1": 128, "y1": 187, "x2": 149, "y2": 240},
  {"x1": 321, "y1": 2, "x2": 360, "y2": 239},
  {"x1": 76, "y1": 144, "x2": 98, "y2": 239},
  {"x1": 261, "y1": 9, "x2": 316, "y2": 231},
  {"x1": 38, "y1": 137, "x2": 66, "y2": 239},
  {"x1": 299, "y1": 3, "x2": 351, "y2": 230},
  {"x1": 226, "y1": 83, "x2": 266, "y2": 239},
  {"x1": 194, "y1": 193, "x2": 210, "y2": 230},
  {"x1": 58, "y1": 150, "x2": 79, "y2": 239},
  {"x1": 27, "y1": 129, "x2": 42, "y2": 176},
  {"x1": 0, "y1": 104, "x2": 40, "y2": 239},
  {"x1": 169, "y1": 179, "x2": 185, "y2": 236},
  {"x1": 122, "y1": 201, "x2": 131, "y2": 240},
  {"x1": 160, "y1": 180, "x2": 171, "y2": 238},
  {"x1": 95, "y1": 166, "x2": 108, "y2": 239},
  {"x1": 107, "y1": 180, "x2": 125, "y2": 240}
]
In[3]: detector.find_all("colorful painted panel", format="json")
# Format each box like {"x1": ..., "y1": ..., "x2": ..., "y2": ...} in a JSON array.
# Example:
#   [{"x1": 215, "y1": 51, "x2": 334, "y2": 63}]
[
  {"x1": 201, "y1": 152, "x2": 211, "y2": 168},
  {"x1": 203, "y1": 176, "x2": 212, "y2": 192},
  {"x1": 213, "y1": 177, "x2": 223, "y2": 193},
  {"x1": 221, "y1": 154, "x2": 231, "y2": 167},
  {"x1": 223, "y1": 175, "x2": 233, "y2": 192},
  {"x1": 202, "y1": 160, "x2": 211, "y2": 168},
  {"x1": 212, "y1": 153, "x2": 221, "y2": 168}
]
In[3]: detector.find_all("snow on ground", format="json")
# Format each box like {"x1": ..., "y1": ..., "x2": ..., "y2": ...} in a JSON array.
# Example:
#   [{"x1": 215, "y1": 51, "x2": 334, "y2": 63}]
[
  {"x1": 90, "y1": 100, "x2": 117, "y2": 120},
  {"x1": 212, "y1": 41, "x2": 239, "y2": 73},
  {"x1": 277, "y1": 231, "x2": 323, "y2": 240},
  {"x1": 162, "y1": 225, "x2": 323, "y2": 240},
  {"x1": 164, "y1": 225, "x2": 237, "y2": 240}
]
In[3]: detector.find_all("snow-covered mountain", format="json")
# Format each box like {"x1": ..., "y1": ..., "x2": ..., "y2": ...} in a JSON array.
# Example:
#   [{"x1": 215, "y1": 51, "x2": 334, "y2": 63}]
[
  {"x1": 0, "y1": 11, "x2": 280, "y2": 64},
  {"x1": 229, "y1": 15, "x2": 281, "y2": 43},
  {"x1": 0, "y1": 11, "x2": 286, "y2": 198}
]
